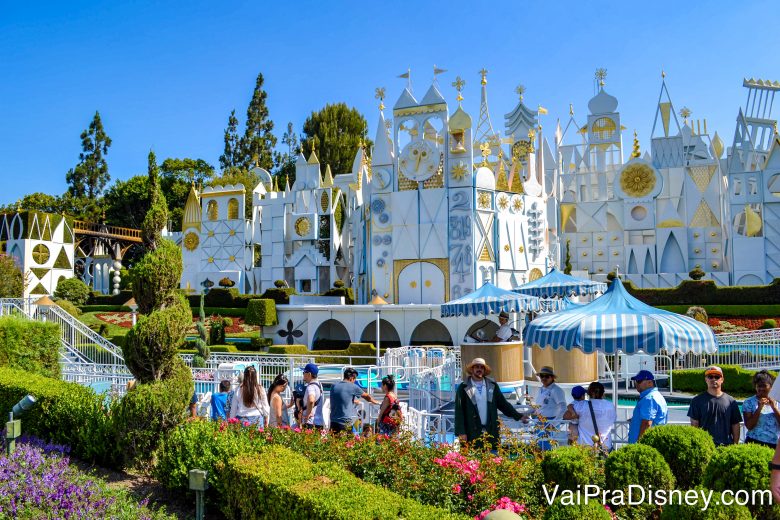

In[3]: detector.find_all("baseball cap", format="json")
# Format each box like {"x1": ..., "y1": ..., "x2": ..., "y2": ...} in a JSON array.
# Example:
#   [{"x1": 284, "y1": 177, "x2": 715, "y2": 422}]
[
  {"x1": 571, "y1": 386, "x2": 587, "y2": 399},
  {"x1": 303, "y1": 363, "x2": 319, "y2": 376},
  {"x1": 705, "y1": 366, "x2": 723, "y2": 378},
  {"x1": 630, "y1": 370, "x2": 655, "y2": 382}
]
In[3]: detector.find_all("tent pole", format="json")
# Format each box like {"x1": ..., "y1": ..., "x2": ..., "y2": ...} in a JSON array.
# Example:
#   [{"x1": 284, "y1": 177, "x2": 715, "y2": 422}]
[{"x1": 613, "y1": 352, "x2": 618, "y2": 412}]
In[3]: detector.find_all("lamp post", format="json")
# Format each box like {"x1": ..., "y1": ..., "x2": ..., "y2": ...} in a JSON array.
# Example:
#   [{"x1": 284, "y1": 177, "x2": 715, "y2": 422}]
[
  {"x1": 369, "y1": 290, "x2": 387, "y2": 367},
  {"x1": 6, "y1": 395, "x2": 36, "y2": 456},
  {"x1": 188, "y1": 469, "x2": 208, "y2": 520},
  {"x1": 34, "y1": 296, "x2": 54, "y2": 322},
  {"x1": 125, "y1": 298, "x2": 138, "y2": 326}
]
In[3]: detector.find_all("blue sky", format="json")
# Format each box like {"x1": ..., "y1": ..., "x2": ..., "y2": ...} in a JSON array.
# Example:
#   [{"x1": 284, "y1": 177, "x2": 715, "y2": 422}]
[{"x1": 2, "y1": 0, "x2": 779, "y2": 204}]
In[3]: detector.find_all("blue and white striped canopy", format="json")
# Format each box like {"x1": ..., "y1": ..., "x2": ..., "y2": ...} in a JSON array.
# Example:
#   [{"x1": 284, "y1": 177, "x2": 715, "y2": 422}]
[
  {"x1": 440, "y1": 282, "x2": 541, "y2": 318},
  {"x1": 524, "y1": 278, "x2": 717, "y2": 355},
  {"x1": 513, "y1": 267, "x2": 607, "y2": 298}
]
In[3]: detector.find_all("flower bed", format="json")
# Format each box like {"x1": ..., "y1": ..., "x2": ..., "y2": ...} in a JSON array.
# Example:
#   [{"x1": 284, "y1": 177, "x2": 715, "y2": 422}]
[
  {"x1": 708, "y1": 317, "x2": 780, "y2": 333},
  {"x1": 0, "y1": 436, "x2": 173, "y2": 519},
  {"x1": 95, "y1": 312, "x2": 261, "y2": 334}
]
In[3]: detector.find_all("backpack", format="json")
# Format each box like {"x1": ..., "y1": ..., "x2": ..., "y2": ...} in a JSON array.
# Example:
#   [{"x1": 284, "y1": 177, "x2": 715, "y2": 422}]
[{"x1": 294, "y1": 381, "x2": 322, "y2": 424}]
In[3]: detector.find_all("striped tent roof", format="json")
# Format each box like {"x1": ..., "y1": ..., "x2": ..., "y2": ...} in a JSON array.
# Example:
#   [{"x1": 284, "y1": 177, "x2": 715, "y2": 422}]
[
  {"x1": 513, "y1": 267, "x2": 607, "y2": 298},
  {"x1": 440, "y1": 282, "x2": 541, "y2": 318},
  {"x1": 524, "y1": 278, "x2": 717, "y2": 355}
]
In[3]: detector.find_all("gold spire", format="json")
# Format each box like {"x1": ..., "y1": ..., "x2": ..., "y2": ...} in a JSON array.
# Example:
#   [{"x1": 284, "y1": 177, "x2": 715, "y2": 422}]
[
  {"x1": 631, "y1": 130, "x2": 641, "y2": 158},
  {"x1": 323, "y1": 164, "x2": 334, "y2": 187},
  {"x1": 182, "y1": 183, "x2": 202, "y2": 231},
  {"x1": 515, "y1": 84, "x2": 526, "y2": 101},
  {"x1": 569, "y1": 103, "x2": 574, "y2": 116},
  {"x1": 452, "y1": 76, "x2": 465, "y2": 102},
  {"x1": 272, "y1": 175, "x2": 279, "y2": 192},
  {"x1": 479, "y1": 68, "x2": 488, "y2": 86},
  {"x1": 375, "y1": 87, "x2": 386, "y2": 111}
]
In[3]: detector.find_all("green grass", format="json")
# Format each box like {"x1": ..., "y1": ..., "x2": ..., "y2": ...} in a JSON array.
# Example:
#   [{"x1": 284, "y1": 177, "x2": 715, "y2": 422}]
[
  {"x1": 79, "y1": 311, "x2": 130, "y2": 338},
  {"x1": 658, "y1": 304, "x2": 780, "y2": 316}
]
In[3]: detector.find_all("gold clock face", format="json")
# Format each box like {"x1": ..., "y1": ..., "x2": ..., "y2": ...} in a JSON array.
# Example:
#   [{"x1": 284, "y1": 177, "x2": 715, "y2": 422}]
[
  {"x1": 184, "y1": 232, "x2": 199, "y2": 251},
  {"x1": 294, "y1": 217, "x2": 310, "y2": 237},
  {"x1": 619, "y1": 163, "x2": 656, "y2": 198},
  {"x1": 399, "y1": 140, "x2": 438, "y2": 182}
]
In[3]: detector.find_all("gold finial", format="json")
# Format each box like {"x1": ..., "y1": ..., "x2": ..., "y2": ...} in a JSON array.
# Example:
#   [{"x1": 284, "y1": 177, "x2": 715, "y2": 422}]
[
  {"x1": 375, "y1": 87, "x2": 386, "y2": 111},
  {"x1": 311, "y1": 140, "x2": 316, "y2": 153},
  {"x1": 569, "y1": 103, "x2": 574, "y2": 116},
  {"x1": 595, "y1": 68, "x2": 607, "y2": 87},
  {"x1": 452, "y1": 76, "x2": 465, "y2": 102},
  {"x1": 479, "y1": 68, "x2": 488, "y2": 86},
  {"x1": 479, "y1": 142, "x2": 491, "y2": 167},
  {"x1": 679, "y1": 107, "x2": 692, "y2": 124},
  {"x1": 528, "y1": 128, "x2": 536, "y2": 140},
  {"x1": 515, "y1": 84, "x2": 526, "y2": 101},
  {"x1": 774, "y1": 121, "x2": 778, "y2": 135},
  {"x1": 253, "y1": 154, "x2": 259, "y2": 167},
  {"x1": 385, "y1": 119, "x2": 392, "y2": 130},
  {"x1": 661, "y1": 69, "x2": 666, "y2": 79},
  {"x1": 631, "y1": 130, "x2": 641, "y2": 158}
]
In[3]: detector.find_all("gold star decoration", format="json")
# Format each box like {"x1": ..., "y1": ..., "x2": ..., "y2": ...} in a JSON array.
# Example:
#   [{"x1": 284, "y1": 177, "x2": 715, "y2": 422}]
[
  {"x1": 478, "y1": 191, "x2": 491, "y2": 209},
  {"x1": 375, "y1": 87, "x2": 386, "y2": 110},
  {"x1": 679, "y1": 107, "x2": 692, "y2": 123},
  {"x1": 409, "y1": 280, "x2": 417, "y2": 288},
  {"x1": 595, "y1": 68, "x2": 607, "y2": 86},
  {"x1": 450, "y1": 161, "x2": 467, "y2": 181},
  {"x1": 497, "y1": 196, "x2": 509, "y2": 210},
  {"x1": 518, "y1": 246, "x2": 524, "y2": 253},
  {"x1": 512, "y1": 199, "x2": 523, "y2": 212},
  {"x1": 515, "y1": 84, "x2": 526, "y2": 101}
]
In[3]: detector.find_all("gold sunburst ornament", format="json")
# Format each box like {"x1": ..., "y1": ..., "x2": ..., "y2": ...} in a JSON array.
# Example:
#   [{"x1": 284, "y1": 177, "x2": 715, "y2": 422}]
[
  {"x1": 184, "y1": 232, "x2": 199, "y2": 251},
  {"x1": 497, "y1": 196, "x2": 509, "y2": 210},
  {"x1": 294, "y1": 217, "x2": 311, "y2": 236},
  {"x1": 512, "y1": 199, "x2": 523, "y2": 212},
  {"x1": 478, "y1": 192, "x2": 491, "y2": 209},
  {"x1": 450, "y1": 162, "x2": 467, "y2": 181},
  {"x1": 620, "y1": 163, "x2": 656, "y2": 198}
]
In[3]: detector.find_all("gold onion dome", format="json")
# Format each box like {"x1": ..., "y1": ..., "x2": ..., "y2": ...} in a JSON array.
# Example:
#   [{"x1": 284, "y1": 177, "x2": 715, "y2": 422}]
[{"x1": 448, "y1": 106, "x2": 472, "y2": 131}]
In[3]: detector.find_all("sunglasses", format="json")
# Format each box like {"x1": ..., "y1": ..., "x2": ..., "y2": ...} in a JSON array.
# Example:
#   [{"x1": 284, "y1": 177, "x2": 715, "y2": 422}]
[
  {"x1": 706, "y1": 374, "x2": 722, "y2": 380},
  {"x1": 539, "y1": 374, "x2": 553, "y2": 379}
]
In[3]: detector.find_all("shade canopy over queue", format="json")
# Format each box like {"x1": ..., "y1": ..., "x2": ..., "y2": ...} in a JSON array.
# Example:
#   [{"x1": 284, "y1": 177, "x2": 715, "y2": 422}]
[
  {"x1": 513, "y1": 267, "x2": 607, "y2": 299},
  {"x1": 440, "y1": 282, "x2": 541, "y2": 318}
]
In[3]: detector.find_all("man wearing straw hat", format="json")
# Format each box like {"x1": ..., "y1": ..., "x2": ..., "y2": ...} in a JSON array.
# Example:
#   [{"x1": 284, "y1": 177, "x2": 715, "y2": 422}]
[{"x1": 455, "y1": 357, "x2": 523, "y2": 447}]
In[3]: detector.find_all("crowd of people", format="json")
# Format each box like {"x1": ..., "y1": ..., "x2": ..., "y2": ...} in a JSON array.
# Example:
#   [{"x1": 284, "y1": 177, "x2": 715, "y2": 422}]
[{"x1": 201, "y1": 363, "x2": 403, "y2": 436}]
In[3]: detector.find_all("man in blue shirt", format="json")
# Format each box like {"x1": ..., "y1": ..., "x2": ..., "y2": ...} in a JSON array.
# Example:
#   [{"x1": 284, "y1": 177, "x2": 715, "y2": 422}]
[
  {"x1": 329, "y1": 367, "x2": 380, "y2": 433},
  {"x1": 628, "y1": 370, "x2": 668, "y2": 443}
]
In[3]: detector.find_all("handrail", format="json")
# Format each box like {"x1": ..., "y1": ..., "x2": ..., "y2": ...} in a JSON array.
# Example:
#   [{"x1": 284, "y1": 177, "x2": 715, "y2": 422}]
[{"x1": 73, "y1": 220, "x2": 142, "y2": 242}]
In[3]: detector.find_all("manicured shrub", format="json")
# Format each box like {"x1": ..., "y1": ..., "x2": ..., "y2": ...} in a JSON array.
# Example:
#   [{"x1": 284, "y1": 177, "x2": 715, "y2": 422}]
[
  {"x1": 541, "y1": 445, "x2": 604, "y2": 491},
  {"x1": 332, "y1": 279, "x2": 345, "y2": 288},
  {"x1": 267, "y1": 342, "x2": 379, "y2": 363},
  {"x1": 659, "y1": 488, "x2": 753, "y2": 520},
  {"x1": 604, "y1": 444, "x2": 674, "y2": 519},
  {"x1": 321, "y1": 285, "x2": 355, "y2": 304},
  {"x1": 688, "y1": 267, "x2": 705, "y2": 280},
  {"x1": 85, "y1": 290, "x2": 133, "y2": 306},
  {"x1": 204, "y1": 288, "x2": 239, "y2": 307},
  {"x1": 247, "y1": 336, "x2": 273, "y2": 351},
  {"x1": 0, "y1": 316, "x2": 60, "y2": 378},
  {"x1": 220, "y1": 447, "x2": 469, "y2": 520},
  {"x1": 267, "y1": 344, "x2": 309, "y2": 355},
  {"x1": 78, "y1": 304, "x2": 130, "y2": 312},
  {"x1": 0, "y1": 368, "x2": 115, "y2": 465},
  {"x1": 685, "y1": 305, "x2": 708, "y2": 324},
  {"x1": 542, "y1": 497, "x2": 613, "y2": 520},
  {"x1": 112, "y1": 357, "x2": 192, "y2": 466},
  {"x1": 274, "y1": 279, "x2": 286, "y2": 288},
  {"x1": 672, "y1": 365, "x2": 774, "y2": 395},
  {"x1": 130, "y1": 239, "x2": 182, "y2": 314},
  {"x1": 122, "y1": 294, "x2": 190, "y2": 382},
  {"x1": 54, "y1": 277, "x2": 90, "y2": 305},
  {"x1": 625, "y1": 278, "x2": 780, "y2": 306},
  {"x1": 55, "y1": 299, "x2": 81, "y2": 317},
  {"x1": 245, "y1": 298, "x2": 277, "y2": 326},
  {"x1": 260, "y1": 287, "x2": 296, "y2": 304},
  {"x1": 0, "y1": 253, "x2": 25, "y2": 298},
  {"x1": 639, "y1": 424, "x2": 715, "y2": 488},
  {"x1": 760, "y1": 318, "x2": 778, "y2": 329}
]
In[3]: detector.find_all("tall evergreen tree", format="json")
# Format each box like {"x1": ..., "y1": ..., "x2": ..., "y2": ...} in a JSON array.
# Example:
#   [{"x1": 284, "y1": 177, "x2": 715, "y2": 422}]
[
  {"x1": 219, "y1": 110, "x2": 241, "y2": 171},
  {"x1": 66, "y1": 111, "x2": 112, "y2": 199},
  {"x1": 240, "y1": 72, "x2": 276, "y2": 170},
  {"x1": 301, "y1": 103, "x2": 371, "y2": 176},
  {"x1": 274, "y1": 121, "x2": 298, "y2": 186},
  {"x1": 141, "y1": 151, "x2": 168, "y2": 251}
]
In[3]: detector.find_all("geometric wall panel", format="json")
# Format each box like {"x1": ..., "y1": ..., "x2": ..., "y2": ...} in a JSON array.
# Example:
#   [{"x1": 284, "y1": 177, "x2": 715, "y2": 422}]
[{"x1": 689, "y1": 200, "x2": 719, "y2": 227}]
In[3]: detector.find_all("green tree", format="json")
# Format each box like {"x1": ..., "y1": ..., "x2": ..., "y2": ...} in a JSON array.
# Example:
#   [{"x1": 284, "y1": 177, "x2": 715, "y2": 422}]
[
  {"x1": 11, "y1": 193, "x2": 64, "y2": 214},
  {"x1": 240, "y1": 72, "x2": 276, "y2": 170},
  {"x1": 273, "y1": 121, "x2": 298, "y2": 188},
  {"x1": 66, "y1": 111, "x2": 112, "y2": 199},
  {"x1": 53, "y1": 277, "x2": 91, "y2": 305},
  {"x1": 0, "y1": 254, "x2": 26, "y2": 297},
  {"x1": 564, "y1": 239, "x2": 572, "y2": 274},
  {"x1": 103, "y1": 175, "x2": 151, "y2": 229},
  {"x1": 301, "y1": 103, "x2": 371, "y2": 177},
  {"x1": 141, "y1": 151, "x2": 168, "y2": 251},
  {"x1": 160, "y1": 158, "x2": 215, "y2": 231},
  {"x1": 219, "y1": 109, "x2": 241, "y2": 171},
  {"x1": 208, "y1": 167, "x2": 259, "y2": 219}
]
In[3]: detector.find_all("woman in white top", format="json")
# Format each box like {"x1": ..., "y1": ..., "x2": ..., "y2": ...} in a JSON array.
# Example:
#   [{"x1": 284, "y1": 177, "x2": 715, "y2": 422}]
[
  {"x1": 267, "y1": 373, "x2": 292, "y2": 428},
  {"x1": 228, "y1": 366, "x2": 270, "y2": 426},
  {"x1": 563, "y1": 381, "x2": 617, "y2": 450}
]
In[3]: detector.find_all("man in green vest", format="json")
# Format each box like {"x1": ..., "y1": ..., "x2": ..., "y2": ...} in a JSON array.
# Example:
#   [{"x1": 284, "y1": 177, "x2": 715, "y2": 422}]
[{"x1": 455, "y1": 357, "x2": 523, "y2": 448}]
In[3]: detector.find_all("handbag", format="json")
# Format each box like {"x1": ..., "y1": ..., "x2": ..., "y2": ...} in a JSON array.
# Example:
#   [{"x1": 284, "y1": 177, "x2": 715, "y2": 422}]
[{"x1": 587, "y1": 400, "x2": 604, "y2": 450}]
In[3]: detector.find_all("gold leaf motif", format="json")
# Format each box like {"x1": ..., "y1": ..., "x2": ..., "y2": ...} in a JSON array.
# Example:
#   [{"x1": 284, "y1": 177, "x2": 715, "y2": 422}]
[
  {"x1": 478, "y1": 192, "x2": 491, "y2": 209},
  {"x1": 183, "y1": 232, "x2": 199, "y2": 251},
  {"x1": 619, "y1": 163, "x2": 656, "y2": 198},
  {"x1": 207, "y1": 257, "x2": 214, "y2": 263},
  {"x1": 497, "y1": 196, "x2": 509, "y2": 210},
  {"x1": 512, "y1": 199, "x2": 523, "y2": 212},
  {"x1": 450, "y1": 162, "x2": 467, "y2": 181}
]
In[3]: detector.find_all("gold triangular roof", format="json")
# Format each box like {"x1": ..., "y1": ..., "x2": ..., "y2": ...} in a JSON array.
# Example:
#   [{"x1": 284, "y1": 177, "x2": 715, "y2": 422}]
[
  {"x1": 182, "y1": 184, "x2": 202, "y2": 231},
  {"x1": 323, "y1": 165, "x2": 334, "y2": 188}
]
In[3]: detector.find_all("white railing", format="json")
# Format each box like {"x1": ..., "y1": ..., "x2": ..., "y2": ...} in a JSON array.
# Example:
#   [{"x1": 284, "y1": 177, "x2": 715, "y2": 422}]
[
  {"x1": 60, "y1": 360, "x2": 133, "y2": 396},
  {"x1": 409, "y1": 353, "x2": 460, "y2": 413}
]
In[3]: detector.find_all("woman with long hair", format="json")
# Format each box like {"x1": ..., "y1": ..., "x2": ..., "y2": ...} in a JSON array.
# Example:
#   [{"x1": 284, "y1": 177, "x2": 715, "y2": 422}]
[
  {"x1": 744, "y1": 370, "x2": 780, "y2": 448},
  {"x1": 267, "y1": 373, "x2": 292, "y2": 428},
  {"x1": 228, "y1": 366, "x2": 269, "y2": 426},
  {"x1": 376, "y1": 375, "x2": 402, "y2": 436}
]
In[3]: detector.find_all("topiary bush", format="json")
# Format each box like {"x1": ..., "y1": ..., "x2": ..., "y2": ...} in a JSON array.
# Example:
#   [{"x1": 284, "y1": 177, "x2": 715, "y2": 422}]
[
  {"x1": 245, "y1": 298, "x2": 277, "y2": 326},
  {"x1": 0, "y1": 253, "x2": 25, "y2": 298},
  {"x1": 246, "y1": 336, "x2": 273, "y2": 352},
  {"x1": 672, "y1": 365, "x2": 775, "y2": 395},
  {"x1": 703, "y1": 444, "x2": 780, "y2": 519},
  {"x1": 112, "y1": 357, "x2": 192, "y2": 467},
  {"x1": 54, "y1": 299, "x2": 81, "y2": 317},
  {"x1": 605, "y1": 444, "x2": 674, "y2": 519},
  {"x1": 0, "y1": 317, "x2": 60, "y2": 378},
  {"x1": 685, "y1": 306, "x2": 708, "y2": 324},
  {"x1": 122, "y1": 294, "x2": 190, "y2": 383},
  {"x1": 541, "y1": 445, "x2": 605, "y2": 491},
  {"x1": 260, "y1": 287, "x2": 297, "y2": 304},
  {"x1": 689, "y1": 267, "x2": 706, "y2": 281},
  {"x1": 760, "y1": 318, "x2": 778, "y2": 329},
  {"x1": 542, "y1": 497, "x2": 613, "y2": 520},
  {"x1": 54, "y1": 277, "x2": 91, "y2": 305},
  {"x1": 130, "y1": 239, "x2": 182, "y2": 315},
  {"x1": 638, "y1": 424, "x2": 715, "y2": 488},
  {"x1": 140, "y1": 150, "x2": 168, "y2": 251},
  {"x1": 659, "y1": 488, "x2": 753, "y2": 520}
]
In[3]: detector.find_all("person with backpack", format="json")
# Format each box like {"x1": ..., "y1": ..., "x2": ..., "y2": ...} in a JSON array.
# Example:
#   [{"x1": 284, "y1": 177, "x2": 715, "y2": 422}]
[
  {"x1": 376, "y1": 375, "x2": 403, "y2": 436},
  {"x1": 301, "y1": 363, "x2": 325, "y2": 430}
]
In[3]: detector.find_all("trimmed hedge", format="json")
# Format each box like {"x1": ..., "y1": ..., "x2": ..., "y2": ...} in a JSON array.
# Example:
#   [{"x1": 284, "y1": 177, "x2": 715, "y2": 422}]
[
  {"x1": 542, "y1": 497, "x2": 613, "y2": 520},
  {"x1": 179, "y1": 344, "x2": 239, "y2": 354},
  {"x1": 671, "y1": 365, "x2": 775, "y2": 395},
  {"x1": 626, "y1": 278, "x2": 780, "y2": 306},
  {"x1": 192, "y1": 307, "x2": 247, "y2": 318},
  {"x1": 247, "y1": 336, "x2": 273, "y2": 351},
  {"x1": 79, "y1": 305, "x2": 131, "y2": 312},
  {"x1": 185, "y1": 289, "x2": 259, "y2": 310},
  {"x1": 659, "y1": 304, "x2": 780, "y2": 317},
  {"x1": 659, "y1": 489, "x2": 753, "y2": 520},
  {"x1": 267, "y1": 342, "x2": 379, "y2": 363},
  {"x1": 259, "y1": 287, "x2": 297, "y2": 305},
  {"x1": 321, "y1": 286, "x2": 355, "y2": 304},
  {"x1": 220, "y1": 447, "x2": 468, "y2": 519},
  {"x1": 54, "y1": 277, "x2": 91, "y2": 305},
  {"x1": 87, "y1": 290, "x2": 133, "y2": 306},
  {"x1": 0, "y1": 316, "x2": 61, "y2": 378},
  {"x1": 0, "y1": 368, "x2": 115, "y2": 465},
  {"x1": 55, "y1": 299, "x2": 81, "y2": 317},
  {"x1": 541, "y1": 445, "x2": 605, "y2": 491},
  {"x1": 639, "y1": 424, "x2": 715, "y2": 488},
  {"x1": 245, "y1": 299, "x2": 277, "y2": 326}
]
